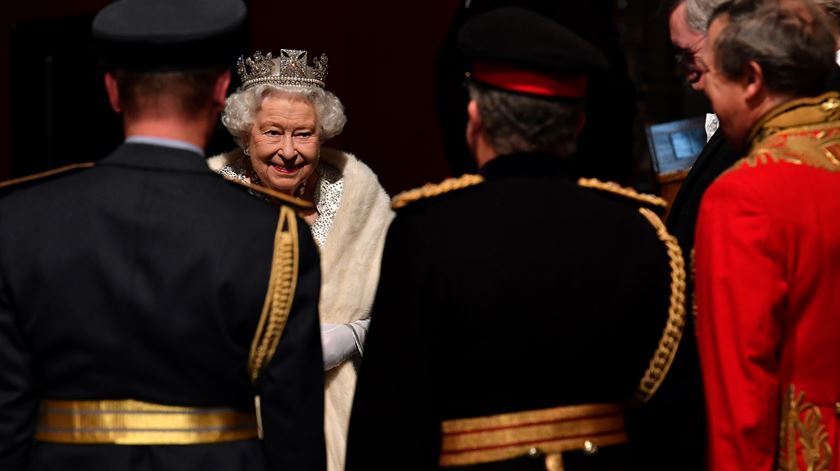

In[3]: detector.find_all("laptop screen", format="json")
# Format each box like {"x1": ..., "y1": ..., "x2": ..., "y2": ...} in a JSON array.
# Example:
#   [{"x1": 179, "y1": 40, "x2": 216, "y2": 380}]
[{"x1": 645, "y1": 116, "x2": 707, "y2": 175}]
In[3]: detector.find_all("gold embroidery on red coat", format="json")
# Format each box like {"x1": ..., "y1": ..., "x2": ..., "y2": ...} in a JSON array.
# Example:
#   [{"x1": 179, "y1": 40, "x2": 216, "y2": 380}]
[{"x1": 778, "y1": 385, "x2": 832, "y2": 471}]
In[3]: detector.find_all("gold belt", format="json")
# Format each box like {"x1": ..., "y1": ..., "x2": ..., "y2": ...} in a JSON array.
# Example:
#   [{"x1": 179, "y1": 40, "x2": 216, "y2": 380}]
[
  {"x1": 439, "y1": 403, "x2": 627, "y2": 470},
  {"x1": 36, "y1": 399, "x2": 259, "y2": 445}
]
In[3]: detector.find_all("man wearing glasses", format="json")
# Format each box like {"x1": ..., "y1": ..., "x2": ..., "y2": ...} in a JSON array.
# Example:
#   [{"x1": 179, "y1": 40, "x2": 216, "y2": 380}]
[{"x1": 626, "y1": 1, "x2": 741, "y2": 471}]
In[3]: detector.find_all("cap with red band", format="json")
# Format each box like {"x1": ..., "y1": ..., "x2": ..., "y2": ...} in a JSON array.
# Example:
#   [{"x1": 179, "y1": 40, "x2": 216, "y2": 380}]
[
  {"x1": 471, "y1": 63, "x2": 589, "y2": 98},
  {"x1": 457, "y1": 7, "x2": 607, "y2": 99}
]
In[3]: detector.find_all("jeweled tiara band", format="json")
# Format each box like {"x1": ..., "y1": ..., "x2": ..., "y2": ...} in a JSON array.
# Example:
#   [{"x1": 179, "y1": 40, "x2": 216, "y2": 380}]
[{"x1": 236, "y1": 49, "x2": 328, "y2": 90}]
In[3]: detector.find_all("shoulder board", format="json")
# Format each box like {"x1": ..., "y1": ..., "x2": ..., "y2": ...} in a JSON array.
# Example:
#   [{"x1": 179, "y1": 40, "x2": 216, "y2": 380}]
[
  {"x1": 224, "y1": 177, "x2": 313, "y2": 209},
  {"x1": 391, "y1": 174, "x2": 484, "y2": 209},
  {"x1": 577, "y1": 178, "x2": 667, "y2": 210},
  {"x1": 0, "y1": 162, "x2": 95, "y2": 191}
]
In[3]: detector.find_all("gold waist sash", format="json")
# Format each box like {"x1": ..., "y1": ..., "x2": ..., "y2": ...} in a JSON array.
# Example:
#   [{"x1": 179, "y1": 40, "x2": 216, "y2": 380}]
[
  {"x1": 439, "y1": 402, "x2": 627, "y2": 468},
  {"x1": 36, "y1": 399, "x2": 259, "y2": 445}
]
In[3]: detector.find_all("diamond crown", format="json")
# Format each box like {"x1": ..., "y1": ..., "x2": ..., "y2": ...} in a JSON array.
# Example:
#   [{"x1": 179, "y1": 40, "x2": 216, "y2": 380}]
[{"x1": 236, "y1": 49, "x2": 328, "y2": 90}]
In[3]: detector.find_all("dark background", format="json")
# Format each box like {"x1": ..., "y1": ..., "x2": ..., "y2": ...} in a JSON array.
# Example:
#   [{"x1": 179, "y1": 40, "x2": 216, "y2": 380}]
[{"x1": 0, "y1": 0, "x2": 710, "y2": 195}]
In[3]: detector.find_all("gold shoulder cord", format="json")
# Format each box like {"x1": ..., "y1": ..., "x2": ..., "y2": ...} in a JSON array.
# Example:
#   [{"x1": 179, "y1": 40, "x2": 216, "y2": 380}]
[
  {"x1": 223, "y1": 176, "x2": 314, "y2": 209},
  {"x1": 0, "y1": 162, "x2": 95, "y2": 189},
  {"x1": 248, "y1": 206, "x2": 300, "y2": 383},
  {"x1": 391, "y1": 174, "x2": 484, "y2": 209},
  {"x1": 577, "y1": 178, "x2": 668, "y2": 209},
  {"x1": 634, "y1": 207, "x2": 687, "y2": 404}
]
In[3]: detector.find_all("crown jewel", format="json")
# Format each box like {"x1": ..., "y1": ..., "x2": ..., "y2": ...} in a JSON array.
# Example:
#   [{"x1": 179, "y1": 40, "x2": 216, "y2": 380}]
[{"x1": 236, "y1": 49, "x2": 328, "y2": 90}]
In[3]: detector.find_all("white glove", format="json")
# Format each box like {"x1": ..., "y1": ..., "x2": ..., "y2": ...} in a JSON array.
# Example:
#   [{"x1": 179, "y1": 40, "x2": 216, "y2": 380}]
[{"x1": 321, "y1": 318, "x2": 370, "y2": 371}]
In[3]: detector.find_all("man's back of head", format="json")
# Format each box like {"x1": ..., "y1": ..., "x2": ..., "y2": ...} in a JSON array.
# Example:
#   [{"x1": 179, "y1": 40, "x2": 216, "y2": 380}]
[
  {"x1": 456, "y1": 7, "x2": 607, "y2": 167},
  {"x1": 92, "y1": 0, "x2": 246, "y2": 142}
]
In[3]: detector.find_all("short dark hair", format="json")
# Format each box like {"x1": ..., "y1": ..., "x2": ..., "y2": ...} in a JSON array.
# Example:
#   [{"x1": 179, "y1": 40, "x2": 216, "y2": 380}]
[
  {"x1": 468, "y1": 82, "x2": 583, "y2": 157},
  {"x1": 115, "y1": 67, "x2": 225, "y2": 118},
  {"x1": 709, "y1": 0, "x2": 837, "y2": 97}
]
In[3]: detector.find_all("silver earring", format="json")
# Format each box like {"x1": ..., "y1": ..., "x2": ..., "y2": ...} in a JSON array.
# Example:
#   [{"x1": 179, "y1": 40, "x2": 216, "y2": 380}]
[
  {"x1": 243, "y1": 147, "x2": 250, "y2": 156},
  {"x1": 296, "y1": 180, "x2": 307, "y2": 197}
]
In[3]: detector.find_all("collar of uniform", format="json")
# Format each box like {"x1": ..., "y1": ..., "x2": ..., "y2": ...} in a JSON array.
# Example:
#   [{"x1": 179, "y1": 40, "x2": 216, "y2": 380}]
[
  {"x1": 125, "y1": 135, "x2": 204, "y2": 156},
  {"x1": 479, "y1": 152, "x2": 574, "y2": 180},
  {"x1": 747, "y1": 91, "x2": 840, "y2": 147},
  {"x1": 99, "y1": 142, "x2": 214, "y2": 173}
]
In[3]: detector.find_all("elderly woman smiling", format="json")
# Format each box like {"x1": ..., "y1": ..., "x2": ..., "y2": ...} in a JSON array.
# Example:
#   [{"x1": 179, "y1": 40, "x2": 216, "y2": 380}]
[{"x1": 209, "y1": 49, "x2": 394, "y2": 471}]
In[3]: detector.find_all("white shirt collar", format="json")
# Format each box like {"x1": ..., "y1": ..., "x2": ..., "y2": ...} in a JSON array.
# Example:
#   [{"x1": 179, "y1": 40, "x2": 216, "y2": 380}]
[{"x1": 125, "y1": 136, "x2": 204, "y2": 156}]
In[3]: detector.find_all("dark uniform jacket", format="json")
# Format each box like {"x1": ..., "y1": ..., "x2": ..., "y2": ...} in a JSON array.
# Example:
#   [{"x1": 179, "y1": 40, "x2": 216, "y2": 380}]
[
  {"x1": 629, "y1": 129, "x2": 740, "y2": 471},
  {"x1": 0, "y1": 143, "x2": 326, "y2": 471},
  {"x1": 345, "y1": 153, "x2": 682, "y2": 471}
]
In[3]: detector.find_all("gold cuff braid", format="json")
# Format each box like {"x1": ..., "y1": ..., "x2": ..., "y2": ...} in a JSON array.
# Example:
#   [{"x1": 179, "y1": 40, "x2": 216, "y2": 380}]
[
  {"x1": 248, "y1": 206, "x2": 299, "y2": 383},
  {"x1": 634, "y1": 207, "x2": 687, "y2": 403}
]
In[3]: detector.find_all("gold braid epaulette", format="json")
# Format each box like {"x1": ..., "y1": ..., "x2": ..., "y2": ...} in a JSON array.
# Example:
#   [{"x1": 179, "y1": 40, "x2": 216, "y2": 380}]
[
  {"x1": 577, "y1": 178, "x2": 667, "y2": 209},
  {"x1": 0, "y1": 162, "x2": 95, "y2": 190},
  {"x1": 391, "y1": 174, "x2": 484, "y2": 209},
  {"x1": 248, "y1": 206, "x2": 299, "y2": 383},
  {"x1": 634, "y1": 207, "x2": 687, "y2": 404}
]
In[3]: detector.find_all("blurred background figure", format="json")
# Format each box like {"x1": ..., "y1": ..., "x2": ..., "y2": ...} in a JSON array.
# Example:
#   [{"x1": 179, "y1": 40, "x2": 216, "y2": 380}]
[
  {"x1": 0, "y1": 0, "x2": 326, "y2": 471},
  {"x1": 210, "y1": 48, "x2": 393, "y2": 471},
  {"x1": 624, "y1": 2, "x2": 740, "y2": 471},
  {"x1": 694, "y1": 1, "x2": 840, "y2": 469},
  {"x1": 347, "y1": 8, "x2": 684, "y2": 471}
]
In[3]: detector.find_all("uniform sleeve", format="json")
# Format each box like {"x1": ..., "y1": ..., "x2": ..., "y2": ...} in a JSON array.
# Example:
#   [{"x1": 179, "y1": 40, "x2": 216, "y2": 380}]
[
  {"x1": 0, "y1": 225, "x2": 37, "y2": 470},
  {"x1": 694, "y1": 174, "x2": 784, "y2": 471},
  {"x1": 257, "y1": 221, "x2": 326, "y2": 471},
  {"x1": 345, "y1": 214, "x2": 441, "y2": 471}
]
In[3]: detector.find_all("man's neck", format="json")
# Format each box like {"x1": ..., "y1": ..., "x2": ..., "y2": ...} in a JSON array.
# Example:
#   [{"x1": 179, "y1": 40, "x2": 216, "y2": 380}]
[
  {"x1": 123, "y1": 116, "x2": 212, "y2": 150},
  {"x1": 473, "y1": 136, "x2": 499, "y2": 169},
  {"x1": 743, "y1": 93, "x2": 794, "y2": 144}
]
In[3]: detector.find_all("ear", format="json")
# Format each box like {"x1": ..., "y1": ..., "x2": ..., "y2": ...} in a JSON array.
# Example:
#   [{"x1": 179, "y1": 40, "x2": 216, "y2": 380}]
[
  {"x1": 743, "y1": 60, "x2": 765, "y2": 103},
  {"x1": 575, "y1": 111, "x2": 587, "y2": 136},
  {"x1": 466, "y1": 99, "x2": 484, "y2": 147},
  {"x1": 104, "y1": 72, "x2": 121, "y2": 113},
  {"x1": 212, "y1": 70, "x2": 231, "y2": 111}
]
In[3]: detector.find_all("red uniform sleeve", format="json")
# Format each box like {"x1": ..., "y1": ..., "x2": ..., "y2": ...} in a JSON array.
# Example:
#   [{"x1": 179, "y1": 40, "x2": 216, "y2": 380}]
[{"x1": 694, "y1": 171, "x2": 786, "y2": 471}]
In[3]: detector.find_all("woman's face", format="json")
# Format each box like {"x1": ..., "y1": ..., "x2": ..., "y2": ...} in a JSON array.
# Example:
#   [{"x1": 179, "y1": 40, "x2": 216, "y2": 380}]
[{"x1": 247, "y1": 94, "x2": 320, "y2": 195}]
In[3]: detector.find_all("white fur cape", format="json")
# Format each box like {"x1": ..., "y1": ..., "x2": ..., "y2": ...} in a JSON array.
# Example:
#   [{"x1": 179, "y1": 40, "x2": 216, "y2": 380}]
[{"x1": 208, "y1": 148, "x2": 394, "y2": 471}]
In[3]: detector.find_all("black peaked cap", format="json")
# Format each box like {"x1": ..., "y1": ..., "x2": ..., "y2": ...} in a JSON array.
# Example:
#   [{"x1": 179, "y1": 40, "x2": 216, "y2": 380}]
[
  {"x1": 457, "y1": 7, "x2": 608, "y2": 75},
  {"x1": 92, "y1": 0, "x2": 247, "y2": 71}
]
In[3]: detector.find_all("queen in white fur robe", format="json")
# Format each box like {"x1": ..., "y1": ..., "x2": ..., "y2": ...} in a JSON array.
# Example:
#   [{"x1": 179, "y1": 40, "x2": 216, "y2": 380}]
[{"x1": 209, "y1": 147, "x2": 394, "y2": 471}]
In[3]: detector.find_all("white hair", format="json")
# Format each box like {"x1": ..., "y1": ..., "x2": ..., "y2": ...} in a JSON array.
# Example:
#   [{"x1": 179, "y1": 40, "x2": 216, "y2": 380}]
[
  {"x1": 221, "y1": 58, "x2": 346, "y2": 147},
  {"x1": 684, "y1": 0, "x2": 730, "y2": 33}
]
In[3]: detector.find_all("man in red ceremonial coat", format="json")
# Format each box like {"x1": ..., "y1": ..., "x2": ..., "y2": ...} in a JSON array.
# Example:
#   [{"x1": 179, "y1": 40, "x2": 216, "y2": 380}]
[{"x1": 694, "y1": 0, "x2": 840, "y2": 469}]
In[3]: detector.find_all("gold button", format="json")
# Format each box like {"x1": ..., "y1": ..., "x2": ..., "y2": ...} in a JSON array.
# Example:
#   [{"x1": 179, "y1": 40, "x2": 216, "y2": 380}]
[
  {"x1": 528, "y1": 447, "x2": 541, "y2": 457},
  {"x1": 834, "y1": 402, "x2": 840, "y2": 415},
  {"x1": 816, "y1": 131, "x2": 827, "y2": 140},
  {"x1": 583, "y1": 440, "x2": 598, "y2": 455}
]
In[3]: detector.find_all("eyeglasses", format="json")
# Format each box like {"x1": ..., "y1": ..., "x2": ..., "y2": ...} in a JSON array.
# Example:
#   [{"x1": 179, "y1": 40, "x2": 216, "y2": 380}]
[{"x1": 674, "y1": 37, "x2": 705, "y2": 84}]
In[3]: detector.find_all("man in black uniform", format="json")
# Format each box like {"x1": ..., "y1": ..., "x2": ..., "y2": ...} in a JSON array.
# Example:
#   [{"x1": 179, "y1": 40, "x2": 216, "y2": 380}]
[
  {"x1": 346, "y1": 8, "x2": 685, "y2": 471},
  {"x1": 628, "y1": 3, "x2": 742, "y2": 470},
  {"x1": 0, "y1": 1, "x2": 325, "y2": 470}
]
